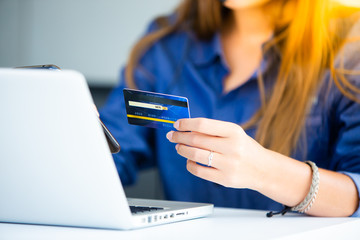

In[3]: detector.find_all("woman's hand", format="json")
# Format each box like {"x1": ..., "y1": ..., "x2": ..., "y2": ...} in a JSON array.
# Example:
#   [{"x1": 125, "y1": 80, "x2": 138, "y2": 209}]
[
  {"x1": 166, "y1": 118, "x2": 270, "y2": 190},
  {"x1": 166, "y1": 117, "x2": 360, "y2": 216}
]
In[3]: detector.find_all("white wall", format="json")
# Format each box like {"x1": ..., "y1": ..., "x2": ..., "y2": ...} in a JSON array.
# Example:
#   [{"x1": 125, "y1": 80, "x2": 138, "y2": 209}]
[{"x1": 0, "y1": 0, "x2": 180, "y2": 86}]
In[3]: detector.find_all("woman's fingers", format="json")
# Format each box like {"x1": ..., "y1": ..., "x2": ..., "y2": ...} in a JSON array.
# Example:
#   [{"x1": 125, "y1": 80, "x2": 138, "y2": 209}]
[
  {"x1": 176, "y1": 144, "x2": 222, "y2": 169},
  {"x1": 166, "y1": 130, "x2": 228, "y2": 154},
  {"x1": 166, "y1": 117, "x2": 266, "y2": 190},
  {"x1": 174, "y1": 118, "x2": 243, "y2": 137},
  {"x1": 186, "y1": 160, "x2": 223, "y2": 185}
]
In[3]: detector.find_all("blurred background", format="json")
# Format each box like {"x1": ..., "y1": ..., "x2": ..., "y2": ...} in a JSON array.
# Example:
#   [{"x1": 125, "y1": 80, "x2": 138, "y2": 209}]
[
  {"x1": 0, "y1": 0, "x2": 179, "y2": 87},
  {"x1": 0, "y1": 0, "x2": 180, "y2": 200}
]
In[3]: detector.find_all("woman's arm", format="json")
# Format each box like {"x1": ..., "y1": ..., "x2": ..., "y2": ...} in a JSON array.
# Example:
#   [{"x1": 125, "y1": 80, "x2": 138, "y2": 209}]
[
  {"x1": 166, "y1": 118, "x2": 359, "y2": 217},
  {"x1": 99, "y1": 69, "x2": 156, "y2": 185},
  {"x1": 260, "y1": 149, "x2": 358, "y2": 217}
]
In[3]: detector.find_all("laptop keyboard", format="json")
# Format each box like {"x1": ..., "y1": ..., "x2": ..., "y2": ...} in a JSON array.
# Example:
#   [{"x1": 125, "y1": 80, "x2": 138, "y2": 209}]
[{"x1": 129, "y1": 206, "x2": 164, "y2": 214}]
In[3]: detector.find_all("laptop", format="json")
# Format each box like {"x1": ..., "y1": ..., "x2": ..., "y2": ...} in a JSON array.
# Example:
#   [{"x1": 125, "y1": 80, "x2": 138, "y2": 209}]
[{"x1": 0, "y1": 68, "x2": 213, "y2": 230}]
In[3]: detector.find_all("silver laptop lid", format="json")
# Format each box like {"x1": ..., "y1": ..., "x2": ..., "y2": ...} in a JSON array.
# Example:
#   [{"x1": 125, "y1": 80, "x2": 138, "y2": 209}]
[{"x1": 0, "y1": 69, "x2": 132, "y2": 229}]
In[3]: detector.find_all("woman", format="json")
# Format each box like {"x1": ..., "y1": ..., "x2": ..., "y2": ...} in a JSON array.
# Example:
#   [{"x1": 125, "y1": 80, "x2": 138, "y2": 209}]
[{"x1": 100, "y1": 0, "x2": 360, "y2": 217}]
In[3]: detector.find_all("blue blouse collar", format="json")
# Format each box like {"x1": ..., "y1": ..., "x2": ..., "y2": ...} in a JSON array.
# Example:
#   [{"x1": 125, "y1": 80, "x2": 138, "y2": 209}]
[{"x1": 189, "y1": 32, "x2": 279, "y2": 80}]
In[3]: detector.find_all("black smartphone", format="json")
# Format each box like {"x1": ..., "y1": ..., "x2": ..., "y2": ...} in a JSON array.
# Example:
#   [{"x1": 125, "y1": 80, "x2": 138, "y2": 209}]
[
  {"x1": 99, "y1": 118, "x2": 120, "y2": 153},
  {"x1": 15, "y1": 64, "x2": 120, "y2": 153},
  {"x1": 16, "y1": 64, "x2": 61, "y2": 70}
]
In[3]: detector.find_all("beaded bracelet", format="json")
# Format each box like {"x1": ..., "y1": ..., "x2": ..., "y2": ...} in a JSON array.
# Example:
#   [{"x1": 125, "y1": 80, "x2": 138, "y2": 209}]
[{"x1": 266, "y1": 161, "x2": 320, "y2": 217}]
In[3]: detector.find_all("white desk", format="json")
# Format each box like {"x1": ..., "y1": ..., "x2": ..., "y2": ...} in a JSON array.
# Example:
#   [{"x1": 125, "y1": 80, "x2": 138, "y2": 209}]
[{"x1": 1, "y1": 208, "x2": 359, "y2": 240}]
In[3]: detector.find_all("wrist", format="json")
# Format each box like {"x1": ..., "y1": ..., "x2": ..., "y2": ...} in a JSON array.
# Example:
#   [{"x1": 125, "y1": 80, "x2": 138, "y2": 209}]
[
  {"x1": 252, "y1": 149, "x2": 313, "y2": 208},
  {"x1": 251, "y1": 147, "x2": 277, "y2": 193}
]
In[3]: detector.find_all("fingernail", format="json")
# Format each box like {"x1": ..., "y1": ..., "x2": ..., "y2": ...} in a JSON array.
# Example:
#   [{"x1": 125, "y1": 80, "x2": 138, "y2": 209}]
[
  {"x1": 174, "y1": 120, "x2": 179, "y2": 129},
  {"x1": 175, "y1": 144, "x2": 179, "y2": 150},
  {"x1": 166, "y1": 131, "x2": 173, "y2": 140}
]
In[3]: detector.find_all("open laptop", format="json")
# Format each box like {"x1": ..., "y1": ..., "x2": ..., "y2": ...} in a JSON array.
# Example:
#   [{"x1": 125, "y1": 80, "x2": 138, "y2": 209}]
[{"x1": 0, "y1": 68, "x2": 213, "y2": 230}]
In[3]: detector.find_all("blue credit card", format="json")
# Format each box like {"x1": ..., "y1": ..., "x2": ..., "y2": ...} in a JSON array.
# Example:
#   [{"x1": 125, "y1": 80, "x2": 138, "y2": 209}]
[{"x1": 123, "y1": 88, "x2": 190, "y2": 130}]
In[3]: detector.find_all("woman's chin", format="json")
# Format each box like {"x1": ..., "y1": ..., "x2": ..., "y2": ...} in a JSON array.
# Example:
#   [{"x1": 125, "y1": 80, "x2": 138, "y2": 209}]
[{"x1": 223, "y1": 0, "x2": 271, "y2": 10}]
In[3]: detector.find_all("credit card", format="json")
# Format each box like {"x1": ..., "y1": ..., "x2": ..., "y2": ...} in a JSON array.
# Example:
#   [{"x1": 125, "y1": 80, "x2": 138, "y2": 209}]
[{"x1": 123, "y1": 88, "x2": 190, "y2": 130}]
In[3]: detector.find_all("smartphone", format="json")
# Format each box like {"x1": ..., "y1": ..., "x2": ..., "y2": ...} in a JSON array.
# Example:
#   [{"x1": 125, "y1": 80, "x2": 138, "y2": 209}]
[
  {"x1": 99, "y1": 118, "x2": 120, "y2": 153},
  {"x1": 15, "y1": 65, "x2": 120, "y2": 153},
  {"x1": 15, "y1": 64, "x2": 61, "y2": 70}
]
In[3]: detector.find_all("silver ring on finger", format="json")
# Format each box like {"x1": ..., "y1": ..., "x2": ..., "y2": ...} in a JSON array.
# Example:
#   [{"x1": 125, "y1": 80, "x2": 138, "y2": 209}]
[{"x1": 207, "y1": 150, "x2": 214, "y2": 167}]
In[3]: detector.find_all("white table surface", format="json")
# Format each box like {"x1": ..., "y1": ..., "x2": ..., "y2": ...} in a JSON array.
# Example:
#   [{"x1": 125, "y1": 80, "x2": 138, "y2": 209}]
[{"x1": 1, "y1": 207, "x2": 360, "y2": 240}]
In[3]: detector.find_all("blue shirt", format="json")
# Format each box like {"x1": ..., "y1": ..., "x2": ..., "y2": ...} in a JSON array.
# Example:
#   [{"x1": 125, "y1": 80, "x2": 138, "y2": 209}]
[{"x1": 100, "y1": 20, "x2": 360, "y2": 215}]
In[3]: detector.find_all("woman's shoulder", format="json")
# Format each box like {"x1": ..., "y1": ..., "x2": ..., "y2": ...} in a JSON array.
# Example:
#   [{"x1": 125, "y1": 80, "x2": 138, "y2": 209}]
[
  {"x1": 138, "y1": 14, "x2": 216, "y2": 76},
  {"x1": 132, "y1": 15, "x2": 198, "y2": 90},
  {"x1": 318, "y1": 16, "x2": 360, "y2": 112},
  {"x1": 335, "y1": 14, "x2": 360, "y2": 70},
  {"x1": 142, "y1": 14, "x2": 193, "y2": 54}
]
